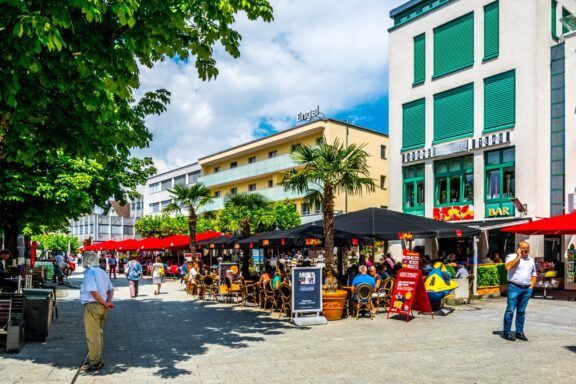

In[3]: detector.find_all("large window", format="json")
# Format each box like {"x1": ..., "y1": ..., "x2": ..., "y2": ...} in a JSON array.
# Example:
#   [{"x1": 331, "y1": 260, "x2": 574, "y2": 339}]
[
  {"x1": 485, "y1": 148, "x2": 515, "y2": 201},
  {"x1": 484, "y1": 70, "x2": 515, "y2": 132},
  {"x1": 149, "y1": 182, "x2": 160, "y2": 193},
  {"x1": 434, "y1": 83, "x2": 474, "y2": 143},
  {"x1": 403, "y1": 164, "x2": 425, "y2": 215},
  {"x1": 483, "y1": 1, "x2": 499, "y2": 61},
  {"x1": 403, "y1": 98, "x2": 425, "y2": 150},
  {"x1": 433, "y1": 12, "x2": 474, "y2": 78},
  {"x1": 149, "y1": 202, "x2": 160, "y2": 213},
  {"x1": 434, "y1": 156, "x2": 474, "y2": 206},
  {"x1": 174, "y1": 175, "x2": 186, "y2": 186},
  {"x1": 161, "y1": 179, "x2": 172, "y2": 191},
  {"x1": 187, "y1": 171, "x2": 200, "y2": 184},
  {"x1": 413, "y1": 33, "x2": 426, "y2": 85}
]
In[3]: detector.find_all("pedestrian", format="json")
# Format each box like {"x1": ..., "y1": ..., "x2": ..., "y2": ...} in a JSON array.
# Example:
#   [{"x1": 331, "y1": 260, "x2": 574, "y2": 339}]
[
  {"x1": 502, "y1": 241, "x2": 537, "y2": 342},
  {"x1": 152, "y1": 256, "x2": 165, "y2": 295},
  {"x1": 107, "y1": 254, "x2": 117, "y2": 279},
  {"x1": 80, "y1": 251, "x2": 114, "y2": 372},
  {"x1": 125, "y1": 255, "x2": 143, "y2": 298},
  {"x1": 179, "y1": 260, "x2": 188, "y2": 285}
]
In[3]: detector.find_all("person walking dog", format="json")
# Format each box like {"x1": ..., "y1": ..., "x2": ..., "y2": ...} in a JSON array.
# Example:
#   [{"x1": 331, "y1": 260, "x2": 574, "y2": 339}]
[
  {"x1": 80, "y1": 251, "x2": 114, "y2": 372},
  {"x1": 502, "y1": 242, "x2": 537, "y2": 341}
]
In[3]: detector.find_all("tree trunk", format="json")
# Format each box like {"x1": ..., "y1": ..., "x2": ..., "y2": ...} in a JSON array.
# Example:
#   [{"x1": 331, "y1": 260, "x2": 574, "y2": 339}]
[
  {"x1": 3, "y1": 222, "x2": 20, "y2": 265},
  {"x1": 188, "y1": 209, "x2": 197, "y2": 259},
  {"x1": 241, "y1": 220, "x2": 251, "y2": 277},
  {"x1": 323, "y1": 186, "x2": 335, "y2": 272}
]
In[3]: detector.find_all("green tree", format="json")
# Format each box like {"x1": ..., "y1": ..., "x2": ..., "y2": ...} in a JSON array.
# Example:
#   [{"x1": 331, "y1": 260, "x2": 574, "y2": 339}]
[
  {"x1": 270, "y1": 199, "x2": 301, "y2": 230},
  {"x1": 164, "y1": 183, "x2": 214, "y2": 252},
  {"x1": 282, "y1": 137, "x2": 376, "y2": 271},
  {"x1": 0, "y1": 1, "x2": 273, "y2": 259},
  {"x1": 32, "y1": 232, "x2": 80, "y2": 255}
]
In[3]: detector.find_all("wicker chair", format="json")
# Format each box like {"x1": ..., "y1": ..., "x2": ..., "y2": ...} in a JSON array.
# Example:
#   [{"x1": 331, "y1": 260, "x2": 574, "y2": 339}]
[
  {"x1": 225, "y1": 277, "x2": 243, "y2": 304},
  {"x1": 373, "y1": 277, "x2": 395, "y2": 314},
  {"x1": 262, "y1": 280, "x2": 279, "y2": 313},
  {"x1": 354, "y1": 283, "x2": 375, "y2": 320},
  {"x1": 202, "y1": 275, "x2": 217, "y2": 302},
  {"x1": 278, "y1": 282, "x2": 292, "y2": 319},
  {"x1": 241, "y1": 279, "x2": 258, "y2": 307}
]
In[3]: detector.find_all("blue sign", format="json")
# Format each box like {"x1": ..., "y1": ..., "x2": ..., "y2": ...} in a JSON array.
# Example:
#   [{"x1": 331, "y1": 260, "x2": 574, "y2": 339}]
[{"x1": 291, "y1": 267, "x2": 323, "y2": 313}]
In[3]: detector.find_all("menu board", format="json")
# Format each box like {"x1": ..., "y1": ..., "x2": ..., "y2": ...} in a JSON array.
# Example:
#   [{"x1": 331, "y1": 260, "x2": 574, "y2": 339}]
[
  {"x1": 566, "y1": 244, "x2": 575, "y2": 285},
  {"x1": 402, "y1": 249, "x2": 420, "y2": 270},
  {"x1": 218, "y1": 263, "x2": 240, "y2": 294},
  {"x1": 291, "y1": 267, "x2": 322, "y2": 313},
  {"x1": 387, "y1": 268, "x2": 432, "y2": 322}
]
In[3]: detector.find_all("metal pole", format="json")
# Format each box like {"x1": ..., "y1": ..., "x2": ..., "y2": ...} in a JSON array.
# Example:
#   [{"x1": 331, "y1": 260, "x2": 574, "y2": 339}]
[{"x1": 473, "y1": 235, "x2": 478, "y2": 296}]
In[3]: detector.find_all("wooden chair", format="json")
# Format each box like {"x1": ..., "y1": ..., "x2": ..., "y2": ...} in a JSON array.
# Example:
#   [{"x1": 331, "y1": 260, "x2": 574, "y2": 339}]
[
  {"x1": 241, "y1": 279, "x2": 258, "y2": 307},
  {"x1": 202, "y1": 276, "x2": 217, "y2": 302},
  {"x1": 354, "y1": 283, "x2": 374, "y2": 320},
  {"x1": 224, "y1": 277, "x2": 243, "y2": 304},
  {"x1": 262, "y1": 280, "x2": 278, "y2": 313},
  {"x1": 278, "y1": 282, "x2": 292, "y2": 319},
  {"x1": 373, "y1": 277, "x2": 395, "y2": 314}
]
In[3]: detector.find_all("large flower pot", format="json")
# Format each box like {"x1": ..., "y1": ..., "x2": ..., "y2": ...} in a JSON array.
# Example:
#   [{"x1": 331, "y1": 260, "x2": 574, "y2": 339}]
[{"x1": 322, "y1": 290, "x2": 348, "y2": 321}]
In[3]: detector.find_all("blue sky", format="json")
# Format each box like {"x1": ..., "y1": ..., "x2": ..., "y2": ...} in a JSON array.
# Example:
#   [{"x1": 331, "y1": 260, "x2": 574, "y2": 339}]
[{"x1": 137, "y1": 0, "x2": 405, "y2": 172}]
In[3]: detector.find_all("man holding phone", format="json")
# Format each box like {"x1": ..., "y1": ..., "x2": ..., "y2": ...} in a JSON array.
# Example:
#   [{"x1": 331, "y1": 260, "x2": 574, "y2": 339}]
[{"x1": 502, "y1": 241, "x2": 537, "y2": 341}]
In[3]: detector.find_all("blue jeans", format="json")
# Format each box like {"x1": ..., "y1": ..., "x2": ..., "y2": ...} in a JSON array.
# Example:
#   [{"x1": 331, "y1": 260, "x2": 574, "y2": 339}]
[{"x1": 503, "y1": 284, "x2": 532, "y2": 334}]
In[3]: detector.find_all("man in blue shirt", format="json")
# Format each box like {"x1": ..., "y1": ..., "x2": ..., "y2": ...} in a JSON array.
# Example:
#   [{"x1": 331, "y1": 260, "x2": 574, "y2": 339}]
[
  {"x1": 80, "y1": 251, "x2": 114, "y2": 372},
  {"x1": 352, "y1": 265, "x2": 376, "y2": 291}
]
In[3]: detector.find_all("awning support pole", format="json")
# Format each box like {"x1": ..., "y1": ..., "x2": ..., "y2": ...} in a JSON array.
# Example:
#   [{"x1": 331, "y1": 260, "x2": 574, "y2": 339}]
[{"x1": 473, "y1": 235, "x2": 478, "y2": 296}]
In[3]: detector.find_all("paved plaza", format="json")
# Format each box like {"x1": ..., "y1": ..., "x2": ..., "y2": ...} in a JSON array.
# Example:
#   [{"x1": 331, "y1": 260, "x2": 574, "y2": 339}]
[{"x1": 0, "y1": 269, "x2": 575, "y2": 384}]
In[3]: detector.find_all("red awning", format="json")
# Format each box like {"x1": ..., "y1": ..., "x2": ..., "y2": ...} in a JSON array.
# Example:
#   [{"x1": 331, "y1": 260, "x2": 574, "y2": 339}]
[
  {"x1": 161, "y1": 231, "x2": 222, "y2": 249},
  {"x1": 501, "y1": 212, "x2": 576, "y2": 235},
  {"x1": 138, "y1": 237, "x2": 164, "y2": 251},
  {"x1": 114, "y1": 239, "x2": 140, "y2": 251}
]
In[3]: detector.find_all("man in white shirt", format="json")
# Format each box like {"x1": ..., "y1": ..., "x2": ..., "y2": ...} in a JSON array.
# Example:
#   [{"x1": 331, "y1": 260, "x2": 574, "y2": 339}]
[
  {"x1": 80, "y1": 251, "x2": 114, "y2": 371},
  {"x1": 502, "y1": 242, "x2": 537, "y2": 342}
]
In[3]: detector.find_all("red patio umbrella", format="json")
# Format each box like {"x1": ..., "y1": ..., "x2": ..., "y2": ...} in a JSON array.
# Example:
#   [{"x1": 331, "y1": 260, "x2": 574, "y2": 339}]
[
  {"x1": 92, "y1": 240, "x2": 118, "y2": 251},
  {"x1": 501, "y1": 212, "x2": 576, "y2": 235},
  {"x1": 114, "y1": 238, "x2": 140, "y2": 251},
  {"x1": 138, "y1": 237, "x2": 164, "y2": 251},
  {"x1": 161, "y1": 231, "x2": 222, "y2": 249}
]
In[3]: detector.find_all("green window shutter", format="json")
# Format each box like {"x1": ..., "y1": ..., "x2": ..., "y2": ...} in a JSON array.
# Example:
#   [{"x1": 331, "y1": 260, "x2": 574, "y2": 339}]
[
  {"x1": 433, "y1": 12, "x2": 474, "y2": 78},
  {"x1": 433, "y1": 83, "x2": 474, "y2": 143},
  {"x1": 403, "y1": 98, "x2": 426, "y2": 149},
  {"x1": 563, "y1": 7, "x2": 570, "y2": 34},
  {"x1": 414, "y1": 34, "x2": 426, "y2": 85},
  {"x1": 483, "y1": 1, "x2": 499, "y2": 60},
  {"x1": 552, "y1": 0, "x2": 558, "y2": 38},
  {"x1": 484, "y1": 70, "x2": 515, "y2": 132}
]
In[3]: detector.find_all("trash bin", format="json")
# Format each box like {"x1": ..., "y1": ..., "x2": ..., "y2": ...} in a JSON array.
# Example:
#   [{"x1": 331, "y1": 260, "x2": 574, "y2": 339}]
[{"x1": 23, "y1": 288, "x2": 54, "y2": 342}]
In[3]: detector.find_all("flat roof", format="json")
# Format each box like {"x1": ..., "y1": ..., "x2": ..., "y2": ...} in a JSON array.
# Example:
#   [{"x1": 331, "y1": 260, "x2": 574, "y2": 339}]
[
  {"x1": 148, "y1": 162, "x2": 200, "y2": 181},
  {"x1": 389, "y1": 0, "x2": 426, "y2": 18}
]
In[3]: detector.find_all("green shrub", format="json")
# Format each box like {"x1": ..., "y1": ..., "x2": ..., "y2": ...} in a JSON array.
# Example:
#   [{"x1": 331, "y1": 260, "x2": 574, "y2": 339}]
[
  {"x1": 477, "y1": 264, "x2": 500, "y2": 287},
  {"x1": 496, "y1": 263, "x2": 507, "y2": 284}
]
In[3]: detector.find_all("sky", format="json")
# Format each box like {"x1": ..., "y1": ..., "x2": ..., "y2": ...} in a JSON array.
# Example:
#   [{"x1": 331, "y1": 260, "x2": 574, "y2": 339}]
[{"x1": 136, "y1": 0, "x2": 406, "y2": 173}]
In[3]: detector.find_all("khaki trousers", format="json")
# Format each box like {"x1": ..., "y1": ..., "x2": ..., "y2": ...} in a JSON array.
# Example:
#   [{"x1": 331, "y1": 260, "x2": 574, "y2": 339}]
[{"x1": 84, "y1": 302, "x2": 108, "y2": 365}]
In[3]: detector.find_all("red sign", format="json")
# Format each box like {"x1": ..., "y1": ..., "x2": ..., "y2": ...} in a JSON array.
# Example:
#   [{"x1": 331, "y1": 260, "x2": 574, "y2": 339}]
[
  {"x1": 387, "y1": 268, "x2": 433, "y2": 322},
  {"x1": 351, "y1": 238, "x2": 358, "y2": 246},
  {"x1": 305, "y1": 238, "x2": 322, "y2": 246},
  {"x1": 402, "y1": 249, "x2": 420, "y2": 270},
  {"x1": 433, "y1": 205, "x2": 474, "y2": 221},
  {"x1": 398, "y1": 232, "x2": 414, "y2": 241}
]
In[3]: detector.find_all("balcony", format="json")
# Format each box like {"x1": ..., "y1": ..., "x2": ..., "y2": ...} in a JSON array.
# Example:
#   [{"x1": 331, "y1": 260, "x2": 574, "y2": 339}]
[
  {"x1": 198, "y1": 154, "x2": 298, "y2": 187},
  {"x1": 198, "y1": 185, "x2": 310, "y2": 212}
]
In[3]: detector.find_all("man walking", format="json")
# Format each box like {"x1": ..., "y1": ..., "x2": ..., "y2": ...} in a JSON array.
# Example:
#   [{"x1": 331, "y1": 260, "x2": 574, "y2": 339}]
[
  {"x1": 107, "y1": 254, "x2": 117, "y2": 279},
  {"x1": 502, "y1": 241, "x2": 537, "y2": 341},
  {"x1": 80, "y1": 251, "x2": 114, "y2": 371}
]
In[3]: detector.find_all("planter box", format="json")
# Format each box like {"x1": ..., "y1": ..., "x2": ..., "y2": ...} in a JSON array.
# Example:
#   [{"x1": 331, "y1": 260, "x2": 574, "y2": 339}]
[
  {"x1": 477, "y1": 285, "x2": 500, "y2": 296},
  {"x1": 322, "y1": 290, "x2": 348, "y2": 321}
]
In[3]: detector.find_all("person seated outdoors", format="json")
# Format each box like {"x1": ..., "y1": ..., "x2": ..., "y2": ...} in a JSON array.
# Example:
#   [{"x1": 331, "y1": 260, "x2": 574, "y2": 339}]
[
  {"x1": 455, "y1": 263, "x2": 470, "y2": 279},
  {"x1": 54, "y1": 252, "x2": 70, "y2": 284},
  {"x1": 271, "y1": 268, "x2": 283, "y2": 290},
  {"x1": 377, "y1": 263, "x2": 390, "y2": 280},
  {"x1": 258, "y1": 266, "x2": 273, "y2": 287},
  {"x1": 351, "y1": 265, "x2": 376, "y2": 292},
  {"x1": 491, "y1": 251, "x2": 503, "y2": 263},
  {"x1": 322, "y1": 268, "x2": 340, "y2": 291},
  {"x1": 368, "y1": 266, "x2": 383, "y2": 291},
  {"x1": 0, "y1": 250, "x2": 18, "y2": 292}
]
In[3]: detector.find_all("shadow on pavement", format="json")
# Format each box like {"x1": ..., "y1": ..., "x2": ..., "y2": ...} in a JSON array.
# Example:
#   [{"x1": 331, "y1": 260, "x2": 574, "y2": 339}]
[{"x1": 565, "y1": 346, "x2": 576, "y2": 353}]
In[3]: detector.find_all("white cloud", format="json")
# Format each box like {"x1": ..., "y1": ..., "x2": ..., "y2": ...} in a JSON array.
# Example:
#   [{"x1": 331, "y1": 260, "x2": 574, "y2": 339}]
[{"x1": 135, "y1": 0, "x2": 405, "y2": 172}]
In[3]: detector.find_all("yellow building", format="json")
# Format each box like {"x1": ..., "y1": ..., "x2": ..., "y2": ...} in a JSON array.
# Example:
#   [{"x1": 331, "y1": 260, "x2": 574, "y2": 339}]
[{"x1": 197, "y1": 119, "x2": 389, "y2": 222}]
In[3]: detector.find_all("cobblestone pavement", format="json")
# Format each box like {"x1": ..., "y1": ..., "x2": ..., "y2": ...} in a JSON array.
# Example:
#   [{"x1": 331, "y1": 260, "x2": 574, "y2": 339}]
[{"x1": 1, "y1": 268, "x2": 575, "y2": 384}]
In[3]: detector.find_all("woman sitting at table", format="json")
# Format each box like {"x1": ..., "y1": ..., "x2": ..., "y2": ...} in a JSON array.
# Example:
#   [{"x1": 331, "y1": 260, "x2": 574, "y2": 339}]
[
  {"x1": 322, "y1": 268, "x2": 340, "y2": 291},
  {"x1": 258, "y1": 266, "x2": 273, "y2": 287},
  {"x1": 271, "y1": 269, "x2": 283, "y2": 290}
]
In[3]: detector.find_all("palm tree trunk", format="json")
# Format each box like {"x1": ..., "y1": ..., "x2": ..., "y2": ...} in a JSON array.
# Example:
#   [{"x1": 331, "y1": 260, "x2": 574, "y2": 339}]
[
  {"x1": 188, "y1": 209, "x2": 197, "y2": 257},
  {"x1": 241, "y1": 220, "x2": 251, "y2": 277},
  {"x1": 323, "y1": 185, "x2": 335, "y2": 272}
]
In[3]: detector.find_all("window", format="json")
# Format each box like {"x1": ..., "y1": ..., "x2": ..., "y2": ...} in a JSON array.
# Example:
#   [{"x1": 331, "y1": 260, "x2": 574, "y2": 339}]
[
  {"x1": 402, "y1": 98, "x2": 426, "y2": 149},
  {"x1": 380, "y1": 175, "x2": 386, "y2": 189},
  {"x1": 562, "y1": 7, "x2": 576, "y2": 33},
  {"x1": 434, "y1": 83, "x2": 474, "y2": 143},
  {"x1": 380, "y1": 145, "x2": 387, "y2": 159},
  {"x1": 149, "y1": 202, "x2": 160, "y2": 213},
  {"x1": 413, "y1": 33, "x2": 426, "y2": 85},
  {"x1": 301, "y1": 202, "x2": 321, "y2": 215},
  {"x1": 301, "y1": 203, "x2": 311, "y2": 215},
  {"x1": 268, "y1": 150, "x2": 277, "y2": 158},
  {"x1": 248, "y1": 183, "x2": 256, "y2": 192},
  {"x1": 433, "y1": 12, "x2": 474, "y2": 78},
  {"x1": 248, "y1": 156, "x2": 257, "y2": 164},
  {"x1": 552, "y1": 0, "x2": 558, "y2": 38},
  {"x1": 174, "y1": 175, "x2": 186, "y2": 186},
  {"x1": 187, "y1": 171, "x2": 200, "y2": 184},
  {"x1": 403, "y1": 165, "x2": 425, "y2": 215},
  {"x1": 230, "y1": 187, "x2": 237, "y2": 195},
  {"x1": 214, "y1": 166, "x2": 220, "y2": 173},
  {"x1": 291, "y1": 143, "x2": 301, "y2": 152},
  {"x1": 214, "y1": 191, "x2": 221, "y2": 198},
  {"x1": 483, "y1": 1, "x2": 499, "y2": 60},
  {"x1": 268, "y1": 180, "x2": 273, "y2": 188},
  {"x1": 161, "y1": 179, "x2": 172, "y2": 191},
  {"x1": 161, "y1": 200, "x2": 171, "y2": 209},
  {"x1": 485, "y1": 148, "x2": 515, "y2": 201},
  {"x1": 230, "y1": 161, "x2": 237, "y2": 168},
  {"x1": 434, "y1": 156, "x2": 474, "y2": 206},
  {"x1": 484, "y1": 70, "x2": 515, "y2": 132},
  {"x1": 149, "y1": 182, "x2": 160, "y2": 193}
]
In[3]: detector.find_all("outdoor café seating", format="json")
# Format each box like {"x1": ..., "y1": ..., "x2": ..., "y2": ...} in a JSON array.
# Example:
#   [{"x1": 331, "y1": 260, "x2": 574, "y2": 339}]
[
  {"x1": 202, "y1": 276, "x2": 218, "y2": 302},
  {"x1": 373, "y1": 277, "x2": 395, "y2": 314},
  {"x1": 354, "y1": 283, "x2": 375, "y2": 320},
  {"x1": 224, "y1": 277, "x2": 243, "y2": 303},
  {"x1": 240, "y1": 279, "x2": 258, "y2": 308},
  {"x1": 278, "y1": 282, "x2": 292, "y2": 319},
  {"x1": 262, "y1": 280, "x2": 278, "y2": 313}
]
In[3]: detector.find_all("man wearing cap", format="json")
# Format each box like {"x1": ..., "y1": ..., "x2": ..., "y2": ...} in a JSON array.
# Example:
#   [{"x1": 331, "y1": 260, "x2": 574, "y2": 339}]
[
  {"x1": 80, "y1": 251, "x2": 115, "y2": 371},
  {"x1": 502, "y1": 241, "x2": 536, "y2": 342}
]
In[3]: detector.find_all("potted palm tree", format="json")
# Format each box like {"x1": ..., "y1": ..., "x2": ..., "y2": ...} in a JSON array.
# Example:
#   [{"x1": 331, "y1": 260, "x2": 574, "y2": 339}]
[
  {"x1": 164, "y1": 183, "x2": 214, "y2": 255},
  {"x1": 283, "y1": 136, "x2": 376, "y2": 320}
]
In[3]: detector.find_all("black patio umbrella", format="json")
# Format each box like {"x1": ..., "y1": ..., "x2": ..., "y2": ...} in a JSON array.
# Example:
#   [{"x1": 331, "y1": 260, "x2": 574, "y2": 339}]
[
  {"x1": 196, "y1": 235, "x2": 240, "y2": 249},
  {"x1": 332, "y1": 207, "x2": 480, "y2": 240},
  {"x1": 236, "y1": 230, "x2": 285, "y2": 248},
  {"x1": 260, "y1": 222, "x2": 366, "y2": 247}
]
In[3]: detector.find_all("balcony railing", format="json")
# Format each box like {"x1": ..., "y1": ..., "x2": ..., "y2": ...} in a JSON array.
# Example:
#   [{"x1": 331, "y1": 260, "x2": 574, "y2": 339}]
[
  {"x1": 198, "y1": 185, "x2": 311, "y2": 212},
  {"x1": 198, "y1": 154, "x2": 298, "y2": 187}
]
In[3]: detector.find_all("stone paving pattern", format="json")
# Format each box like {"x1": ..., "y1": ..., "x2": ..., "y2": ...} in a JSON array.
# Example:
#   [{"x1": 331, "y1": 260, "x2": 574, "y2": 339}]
[{"x1": 1, "y1": 268, "x2": 575, "y2": 383}]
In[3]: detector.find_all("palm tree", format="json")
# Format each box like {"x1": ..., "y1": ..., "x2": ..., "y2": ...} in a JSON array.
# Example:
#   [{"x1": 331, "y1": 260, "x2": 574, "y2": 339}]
[
  {"x1": 222, "y1": 192, "x2": 270, "y2": 275},
  {"x1": 282, "y1": 136, "x2": 376, "y2": 271},
  {"x1": 164, "y1": 183, "x2": 214, "y2": 253}
]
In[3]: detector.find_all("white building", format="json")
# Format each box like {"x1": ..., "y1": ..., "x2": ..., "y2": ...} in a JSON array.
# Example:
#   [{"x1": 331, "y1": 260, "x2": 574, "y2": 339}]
[
  {"x1": 388, "y1": 0, "x2": 576, "y2": 271},
  {"x1": 69, "y1": 201, "x2": 135, "y2": 243}
]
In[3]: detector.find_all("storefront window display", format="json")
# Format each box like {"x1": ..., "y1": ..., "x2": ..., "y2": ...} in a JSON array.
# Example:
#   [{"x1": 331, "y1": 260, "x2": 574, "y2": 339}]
[{"x1": 434, "y1": 156, "x2": 473, "y2": 206}]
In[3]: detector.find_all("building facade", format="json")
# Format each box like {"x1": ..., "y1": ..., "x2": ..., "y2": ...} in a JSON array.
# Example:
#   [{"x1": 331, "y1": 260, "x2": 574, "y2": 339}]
[
  {"x1": 389, "y1": 0, "x2": 576, "y2": 262},
  {"x1": 197, "y1": 119, "x2": 389, "y2": 222},
  {"x1": 69, "y1": 201, "x2": 135, "y2": 243}
]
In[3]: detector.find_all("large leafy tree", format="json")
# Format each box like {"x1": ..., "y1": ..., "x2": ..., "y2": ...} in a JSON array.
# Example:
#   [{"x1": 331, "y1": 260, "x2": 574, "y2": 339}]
[
  {"x1": 282, "y1": 137, "x2": 376, "y2": 271},
  {"x1": 134, "y1": 213, "x2": 215, "y2": 238},
  {"x1": 32, "y1": 233, "x2": 80, "y2": 255},
  {"x1": 0, "y1": 1, "x2": 273, "y2": 259},
  {"x1": 164, "y1": 183, "x2": 214, "y2": 252}
]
